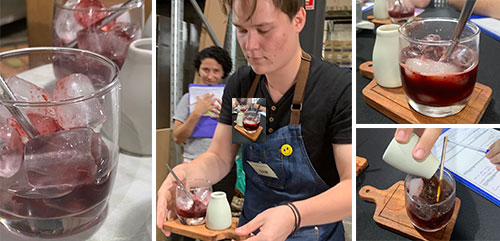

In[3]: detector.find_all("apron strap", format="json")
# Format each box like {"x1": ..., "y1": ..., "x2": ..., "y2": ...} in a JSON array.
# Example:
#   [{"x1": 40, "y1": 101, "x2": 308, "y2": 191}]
[
  {"x1": 290, "y1": 51, "x2": 311, "y2": 125},
  {"x1": 246, "y1": 51, "x2": 312, "y2": 124}
]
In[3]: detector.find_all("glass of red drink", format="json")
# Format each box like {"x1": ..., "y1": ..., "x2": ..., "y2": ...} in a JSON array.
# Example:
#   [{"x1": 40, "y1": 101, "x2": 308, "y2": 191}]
[
  {"x1": 405, "y1": 169, "x2": 456, "y2": 232},
  {"x1": 388, "y1": 0, "x2": 415, "y2": 23},
  {"x1": 399, "y1": 18, "x2": 480, "y2": 117},
  {"x1": 243, "y1": 110, "x2": 261, "y2": 134},
  {"x1": 53, "y1": 0, "x2": 144, "y2": 68},
  {"x1": 176, "y1": 179, "x2": 212, "y2": 225},
  {"x1": 0, "y1": 47, "x2": 120, "y2": 238}
]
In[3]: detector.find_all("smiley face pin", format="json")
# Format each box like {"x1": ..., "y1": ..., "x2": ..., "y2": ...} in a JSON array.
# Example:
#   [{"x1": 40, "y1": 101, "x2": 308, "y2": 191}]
[{"x1": 281, "y1": 144, "x2": 293, "y2": 156}]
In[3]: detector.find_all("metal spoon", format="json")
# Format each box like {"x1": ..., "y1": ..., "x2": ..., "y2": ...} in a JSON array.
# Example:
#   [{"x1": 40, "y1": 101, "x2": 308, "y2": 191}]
[
  {"x1": 443, "y1": 0, "x2": 477, "y2": 61},
  {"x1": 436, "y1": 136, "x2": 448, "y2": 202},
  {"x1": 165, "y1": 164, "x2": 193, "y2": 201},
  {"x1": 66, "y1": 0, "x2": 138, "y2": 48},
  {"x1": 0, "y1": 74, "x2": 39, "y2": 139}
]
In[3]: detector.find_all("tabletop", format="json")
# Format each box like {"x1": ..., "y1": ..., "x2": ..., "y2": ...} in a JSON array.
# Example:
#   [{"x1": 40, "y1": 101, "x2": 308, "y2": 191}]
[
  {"x1": 356, "y1": 6, "x2": 500, "y2": 124},
  {"x1": 0, "y1": 153, "x2": 152, "y2": 241},
  {"x1": 356, "y1": 128, "x2": 500, "y2": 240}
]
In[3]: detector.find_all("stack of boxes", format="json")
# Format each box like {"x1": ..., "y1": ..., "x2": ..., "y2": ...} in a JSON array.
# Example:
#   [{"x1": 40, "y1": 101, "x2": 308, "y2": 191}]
[
  {"x1": 324, "y1": 39, "x2": 352, "y2": 67},
  {"x1": 326, "y1": 0, "x2": 352, "y2": 11},
  {"x1": 323, "y1": 20, "x2": 352, "y2": 67}
]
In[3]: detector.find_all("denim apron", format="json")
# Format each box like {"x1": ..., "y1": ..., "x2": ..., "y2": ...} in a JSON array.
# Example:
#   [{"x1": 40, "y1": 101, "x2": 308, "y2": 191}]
[{"x1": 239, "y1": 52, "x2": 344, "y2": 241}]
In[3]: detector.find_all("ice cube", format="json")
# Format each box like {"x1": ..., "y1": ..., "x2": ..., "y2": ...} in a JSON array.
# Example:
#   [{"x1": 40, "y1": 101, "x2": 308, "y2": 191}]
[
  {"x1": 6, "y1": 75, "x2": 55, "y2": 117},
  {"x1": 24, "y1": 128, "x2": 111, "y2": 190},
  {"x1": 74, "y1": 0, "x2": 112, "y2": 28},
  {"x1": 8, "y1": 113, "x2": 62, "y2": 139},
  {"x1": 450, "y1": 45, "x2": 475, "y2": 69},
  {"x1": 54, "y1": 6, "x2": 84, "y2": 46},
  {"x1": 196, "y1": 189, "x2": 211, "y2": 206},
  {"x1": 77, "y1": 22, "x2": 141, "y2": 68},
  {"x1": 408, "y1": 178, "x2": 424, "y2": 198},
  {"x1": 422, "y1": 45, "x2": 444, "y2": 62},
  {"x1": 401, "y1": 45, "x2": 423, "y2": 63},
  {"x1": 53, "y1": 73, "x2": 106, "y2": 129},
  {"x1": 422, "y1": 34, "x2": 441, "y2": 42},
  {"x1": 0, "y1": 113, "x2": 24, "y2": 178},
  {"x1": 177, "y1": 196, "x2": 194, "y2": 211},
  {"x1": 405, "y1": 58, "x2": 461, "y2": 74}
]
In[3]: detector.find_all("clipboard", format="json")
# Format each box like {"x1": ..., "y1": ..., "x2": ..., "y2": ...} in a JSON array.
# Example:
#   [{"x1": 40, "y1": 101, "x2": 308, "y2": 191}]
[
  {"x1": 432, "y1": 128, "x2": 500, "y2": 207},
  {"x1": 188, "y1": 84, "x2": 225, "y2": 138}
]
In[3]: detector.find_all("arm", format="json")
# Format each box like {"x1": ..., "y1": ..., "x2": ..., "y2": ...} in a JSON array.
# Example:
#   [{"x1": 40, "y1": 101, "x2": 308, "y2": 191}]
[
  {"x1": 157, "y1": 123, "x2": 240, "y2": 235},
  {"x1": 449, "y1": 0, "x2": 500, "y2": 19},
  {"x1": 173, "y1": 116, "x2": 202, "y2": 144},
  {"x1": 173, "y1": 93, "x2": 218, "y2": 144},
  {"x1": 412, "y1": 0, "x2": 431, "y2": 8}
]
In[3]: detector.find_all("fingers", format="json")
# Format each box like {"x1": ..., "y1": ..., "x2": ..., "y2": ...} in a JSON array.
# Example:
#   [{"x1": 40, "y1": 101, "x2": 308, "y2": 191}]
[
  {"x1": 486, "y1": 140, "x2": 500, "y2": 159},
  {"x1": 235, "y1": 215, "x2": 264, "y2": 237},
  {"x1": 156, "y1": 197, "x2": 166, "y2": 229},
  {"x1": 413, "y1": 128, "x2": 441, "y2": 160},
  {"x1": 395, "y1": 128, "x2": 413, "y2": 144}
]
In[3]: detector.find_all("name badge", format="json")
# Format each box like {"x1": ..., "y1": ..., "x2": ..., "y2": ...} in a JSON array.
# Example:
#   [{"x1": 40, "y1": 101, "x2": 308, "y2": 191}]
[{"x1": 247, "y1": 161, "x2": 278, "y2": 179}]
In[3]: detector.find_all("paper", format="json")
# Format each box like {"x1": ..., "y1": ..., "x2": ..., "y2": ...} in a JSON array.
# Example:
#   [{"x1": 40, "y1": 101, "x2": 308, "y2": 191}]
[
  {"x1": 431, "y1": 128, "x2": 500, "y2": 206},
  {"x1": 471, "y1": 17, "x2": 500, "y2": 42},
  {"x1": 188, "y1": 84, "x2": 225, "y2": 138},
  {"x1": 188, "y1": 84, "x2": 225, "y2": 114}
]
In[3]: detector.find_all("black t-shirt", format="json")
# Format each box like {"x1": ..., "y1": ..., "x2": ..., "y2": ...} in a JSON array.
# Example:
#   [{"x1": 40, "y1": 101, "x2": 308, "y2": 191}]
[{"x1": 219, "y1": 55, "x2": 352, "y2": 187}]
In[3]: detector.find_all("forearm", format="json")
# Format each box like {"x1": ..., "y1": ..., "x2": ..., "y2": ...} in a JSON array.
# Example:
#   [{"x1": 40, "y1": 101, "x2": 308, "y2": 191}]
[
  {"x1": 180, "y1": 151, "x2": 234, "y2": 184},
  {"x1": 449, "y1": 0, "x2": 500, "y2": 19},
  {"x1": 293, "y1": 178, "x2": 352, "y2": 227},
  {"x1": 173, "y1": 112, "x2": 202, "y2": 144}
]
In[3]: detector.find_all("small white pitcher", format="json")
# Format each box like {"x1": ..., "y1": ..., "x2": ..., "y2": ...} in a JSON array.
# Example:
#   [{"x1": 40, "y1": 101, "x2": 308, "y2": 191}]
[
  {"x1": 119, "y1": 38, "x2": 152, "y2": 156},
  {"x1": 372, "y1": 24, "x2": 402, "y2": 88}
]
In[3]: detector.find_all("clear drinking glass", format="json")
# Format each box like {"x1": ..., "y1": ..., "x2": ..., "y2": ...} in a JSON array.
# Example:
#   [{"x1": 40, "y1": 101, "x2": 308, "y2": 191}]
[
  {"x1": 243, "y1": 110, "x2": 261, "y2": 134},
  {"x1": 0, "y1": 47, "x2": 120, "y2": 238},
  {"x1": 52, "y1": 0, "x2": 144, "y2": 68},
  {"x1": 399, "y1": 18, "x2": 480, "y2": 117},
  {"x1": 388, "y1": 0, "x2": 415, "y2": 24},
  {"x1": 405, "y1": 169, "x2": 456, "y2": 232},
  {"x1": 176, "y1": 179, "x2": 212, "y2": 225}
]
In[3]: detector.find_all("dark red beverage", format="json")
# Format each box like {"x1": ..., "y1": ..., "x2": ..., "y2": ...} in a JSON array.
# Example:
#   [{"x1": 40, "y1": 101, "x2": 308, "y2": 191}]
[
  {"x1": 177, "y1": 199, "x2": 207, "y2": 219},
  {"x1": 388, "y1": 8, "x2": 414, "y2": 18},
  {"x1": 243, "y1": 121, "x2": 260, "y2": 132},
  {"x1": 406, "y1": 174, "x2": 455, "y2": 231},
  {"x1": 401, "y1": 63, "x2": 477, "y2": 107}
]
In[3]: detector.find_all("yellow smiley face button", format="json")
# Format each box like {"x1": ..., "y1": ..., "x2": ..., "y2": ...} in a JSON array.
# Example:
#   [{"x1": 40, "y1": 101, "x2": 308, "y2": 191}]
[{"x1": 281, "y1": 144, "x2": 293, "y2": 156}]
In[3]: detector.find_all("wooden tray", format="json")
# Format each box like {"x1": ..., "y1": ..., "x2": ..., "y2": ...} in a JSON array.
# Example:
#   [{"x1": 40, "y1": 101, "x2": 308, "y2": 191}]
[
  {"x1": 360, "y1": 61, "x2": 493, "y2": 124},
  {"x1": 356, "y1": 156, "x2": 368, "y2": 176},
  {"x1": 163, "y1": 218, "x2": 247, "y2": 241},
  {"x1": 367, "y1": 16, "x2": 423, "y2": 26},
  {"x1": 234, "y1": 121, "x2": 263, "y2": 142},
  {"x1": 359, "y1": 181, "x2": 461, "y2": 241}
]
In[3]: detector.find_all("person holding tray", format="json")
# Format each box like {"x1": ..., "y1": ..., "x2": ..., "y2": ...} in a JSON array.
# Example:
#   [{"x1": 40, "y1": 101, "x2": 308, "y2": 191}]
[{"x1": 157, "y1": 0, "x2": 352, "y2": 240}]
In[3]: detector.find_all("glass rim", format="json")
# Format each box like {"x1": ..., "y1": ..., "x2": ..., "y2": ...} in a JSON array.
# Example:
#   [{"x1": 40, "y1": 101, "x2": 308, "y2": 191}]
[
  {"x1": 399, "y1": 17, "x2": 481, "y2": 45},
  {"x1": 54, "y1": 0, "x2": 144, "y2": 12},
  {"x1": 404, "y1": 168, "x2": 456, "y2": 207},
  {"x1": 0, "y1": 47, "x2": 120, "y2": 107},
  {"x1": 176, "y1": 179, "x2": 213, "y2": 189}
]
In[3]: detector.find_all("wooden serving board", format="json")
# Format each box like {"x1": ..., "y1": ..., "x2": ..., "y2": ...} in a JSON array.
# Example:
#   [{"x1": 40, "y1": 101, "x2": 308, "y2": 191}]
[
  {"x1": 367, "y1": 16, "x2": 423, "y2": 26},
  {"x1": 360, "y1": 61, "x2": 492, "y2": 124},
  {"x1": 359, "y1": 181, "x2": 461, "y2": 241},
  {"x1": 356, "y1": 156, "x2": 368, "y2": 176},
  {"x1": 163, "y1": 218, "x2": 247, "y2": 241},
  {"x1": 234, "y1": 121, "x2": 263, "y2": 142}
]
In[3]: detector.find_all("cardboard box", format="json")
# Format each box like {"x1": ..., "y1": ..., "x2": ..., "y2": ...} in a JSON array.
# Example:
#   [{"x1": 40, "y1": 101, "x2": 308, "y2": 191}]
[{"x1": 326, "y1": 0, "x2": 352, "y2": 11}]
